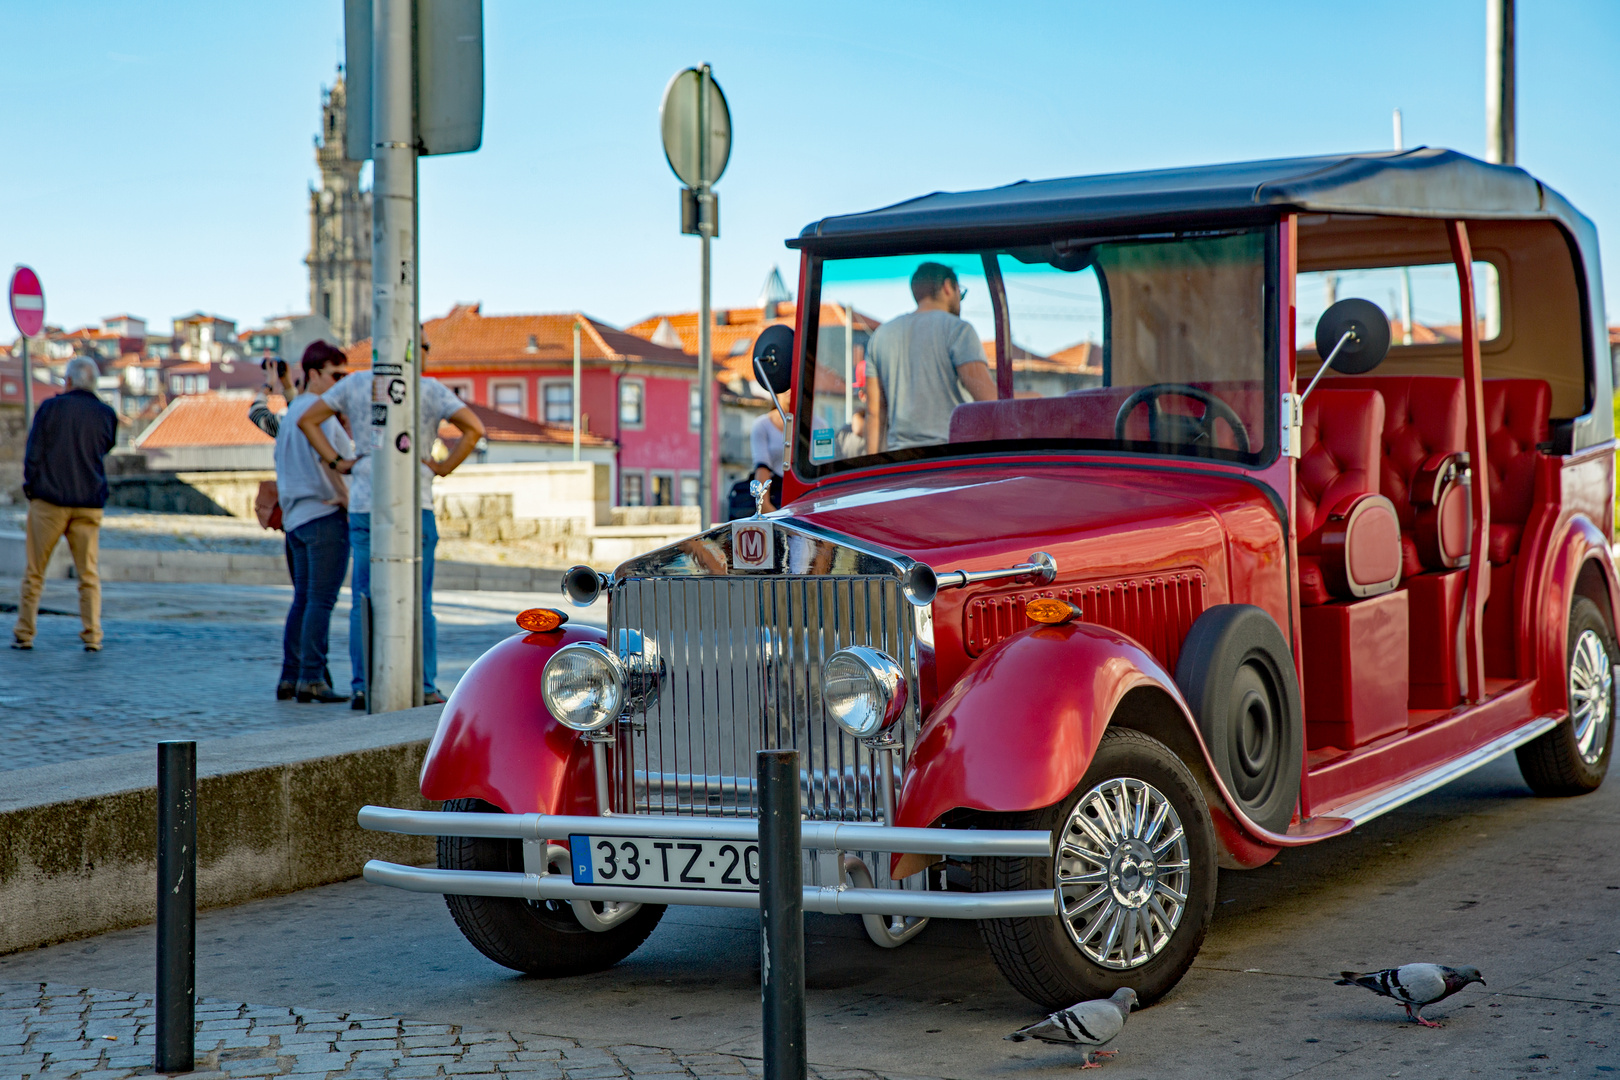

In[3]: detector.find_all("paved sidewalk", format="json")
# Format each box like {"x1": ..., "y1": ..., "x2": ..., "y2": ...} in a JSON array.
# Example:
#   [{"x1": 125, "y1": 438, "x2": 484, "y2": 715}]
[
  {"x1": 0, "y1": 578, "x2": 600, "y2": 772},
  {"x1": 0, "y1": 983, "x2": 890, "y2": 1080}
]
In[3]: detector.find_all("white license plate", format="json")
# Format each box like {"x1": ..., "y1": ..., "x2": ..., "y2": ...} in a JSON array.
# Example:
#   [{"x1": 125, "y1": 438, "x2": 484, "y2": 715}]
[{"x1": 569, "y1": 835, "x2": 760, "y2": 891}]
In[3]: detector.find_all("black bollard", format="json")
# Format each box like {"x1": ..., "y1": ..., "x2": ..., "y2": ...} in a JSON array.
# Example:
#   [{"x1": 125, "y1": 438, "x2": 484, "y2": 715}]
[
  {"x1": 757, "y1": 749, "x2": 806, "y2": 1080},
  {"x1": 156, "y1": 741, "x2": 196, "y2": 1074}
]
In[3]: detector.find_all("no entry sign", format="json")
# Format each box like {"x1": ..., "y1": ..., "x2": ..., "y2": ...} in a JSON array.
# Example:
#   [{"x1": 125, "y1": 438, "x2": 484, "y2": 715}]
[{"x1": 9, "y1": 266, "x2": 44, "y2": 338}]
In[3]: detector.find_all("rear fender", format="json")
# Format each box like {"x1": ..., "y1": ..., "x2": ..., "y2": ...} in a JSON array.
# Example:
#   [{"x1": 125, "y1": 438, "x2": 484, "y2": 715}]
[
  {"x1": 895, "y1": 623, "x2": 1314, "y2": 871},
  {"x1": 420, "y1": 626, "x2": 605, "y2": 815},
  {"x1": 1531, "y1": 514, "x2": 1619, "y2": 714}
]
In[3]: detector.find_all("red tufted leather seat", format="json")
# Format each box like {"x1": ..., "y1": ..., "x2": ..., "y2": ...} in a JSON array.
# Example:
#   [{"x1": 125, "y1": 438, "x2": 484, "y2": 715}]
[
  {"x1": 1329, "y1": 376, "x2": 1467, "y2": 576},
  {"x1": 1481, "y1": 379, "x2": 1551, "y2": 565},
  {"x1": 947, "y1": 382, "x2": 1264, "y2": 449},
  {"x1": 1296, "y1": 389, "x2": 1403, "y2": 606}
]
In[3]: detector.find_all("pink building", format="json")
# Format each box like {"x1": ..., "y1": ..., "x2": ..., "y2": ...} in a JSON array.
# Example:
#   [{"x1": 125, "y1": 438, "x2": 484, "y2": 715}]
[{"x1": 346, "y1": 303, "x2": 715, "y2": 508}]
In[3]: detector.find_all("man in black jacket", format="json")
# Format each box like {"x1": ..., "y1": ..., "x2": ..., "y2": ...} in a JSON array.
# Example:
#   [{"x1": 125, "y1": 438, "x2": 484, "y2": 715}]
[{"x1": 13, "y1": 357, "x2": 118, "y2": 651}]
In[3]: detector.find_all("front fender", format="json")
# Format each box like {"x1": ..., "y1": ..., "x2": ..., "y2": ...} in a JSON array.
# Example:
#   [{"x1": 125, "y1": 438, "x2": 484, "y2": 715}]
[
  {"x1": 419, "y1": 625, "x2": 605, "y2": 814},
  {"x1": 894, "y1": 622, "x2": 1331, "y2": 871},
  {"x1": 896, "y1": 624, "x2": 1149, "y2": 829}
]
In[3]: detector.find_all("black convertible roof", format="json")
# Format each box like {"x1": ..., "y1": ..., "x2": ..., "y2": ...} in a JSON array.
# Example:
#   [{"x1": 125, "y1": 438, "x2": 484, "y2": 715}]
[{"x1": 790, "y1": 148, "x2": 1580, "y2": 252}]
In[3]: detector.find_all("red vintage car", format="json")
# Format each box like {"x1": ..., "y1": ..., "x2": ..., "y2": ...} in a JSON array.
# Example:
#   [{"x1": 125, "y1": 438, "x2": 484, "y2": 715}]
[{"x1": 360, "y1": 148, "x2": 1615, "y2": 1009}]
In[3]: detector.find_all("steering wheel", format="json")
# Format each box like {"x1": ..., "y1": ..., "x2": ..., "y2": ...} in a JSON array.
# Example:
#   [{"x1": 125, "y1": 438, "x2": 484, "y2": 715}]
[{"x1": 1112, "y1": 384, "x2": 1251, "y2": 455}]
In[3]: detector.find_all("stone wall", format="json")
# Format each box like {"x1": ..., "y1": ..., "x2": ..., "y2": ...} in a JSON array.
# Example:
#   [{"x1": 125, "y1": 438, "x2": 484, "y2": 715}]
[{"x1": 0, "y1": 404, "x2": 24, "y2": 503}]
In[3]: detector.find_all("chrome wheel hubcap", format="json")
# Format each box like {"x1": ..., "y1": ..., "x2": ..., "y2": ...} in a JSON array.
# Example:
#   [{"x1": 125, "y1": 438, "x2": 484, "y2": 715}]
[
  {"x1": 1057, "y1": 777, "x2": 1190, "y2": 970},
  {"x1": 1570, "y1": 628, "x2": 1612, "y2": 766}
]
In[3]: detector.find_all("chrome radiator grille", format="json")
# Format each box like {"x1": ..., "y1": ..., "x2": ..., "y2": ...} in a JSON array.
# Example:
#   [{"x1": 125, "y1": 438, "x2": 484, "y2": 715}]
[{"x1": 610, "y1": 575, "x2": 918, "y2": 821}]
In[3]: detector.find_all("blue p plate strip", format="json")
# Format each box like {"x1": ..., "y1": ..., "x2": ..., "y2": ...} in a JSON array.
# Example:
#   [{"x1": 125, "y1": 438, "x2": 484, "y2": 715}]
[{"x1": 569, "y1": 835, "x2": 592, "y2": 883}]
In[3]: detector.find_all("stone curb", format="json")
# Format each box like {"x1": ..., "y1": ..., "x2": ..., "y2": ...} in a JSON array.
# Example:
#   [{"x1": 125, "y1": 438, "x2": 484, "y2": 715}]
[{"x1": 0, "y1": 708, "x2": 445, "y2": 956}]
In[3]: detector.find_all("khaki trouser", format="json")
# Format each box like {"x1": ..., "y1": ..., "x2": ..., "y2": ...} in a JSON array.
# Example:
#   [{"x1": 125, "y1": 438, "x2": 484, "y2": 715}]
[{"x1": 14, "y1": 499, "x2": 103, "y2": 648}]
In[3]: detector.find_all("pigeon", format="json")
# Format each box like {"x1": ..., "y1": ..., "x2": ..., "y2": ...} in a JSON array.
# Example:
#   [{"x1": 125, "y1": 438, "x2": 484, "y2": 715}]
[
  {"x1": 1335, "y1": 964, "x2": 1486, "y2": 1026},
  {"x1": 1005, "y1": 987, "x2": 1138, "y2": 1068}
]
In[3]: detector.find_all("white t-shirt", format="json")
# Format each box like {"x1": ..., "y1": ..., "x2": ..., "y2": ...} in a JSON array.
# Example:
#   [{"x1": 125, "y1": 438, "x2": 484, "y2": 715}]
[
  {"x1": 320, "y1": 372, "x2": 467, "y2": 514},
  {"x1": 751, "y1": 412, "x2": 786, "y2": 476},
  {"x1": 275, "y1": 394, "x2": 355, "y2": 534}
]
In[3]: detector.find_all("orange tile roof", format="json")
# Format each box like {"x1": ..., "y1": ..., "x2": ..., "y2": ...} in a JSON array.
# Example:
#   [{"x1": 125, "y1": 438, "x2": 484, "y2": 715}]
[
  {"x1": 135, "y1": 391, "x2": 280, "y2": 449},
  {"x1": 1043, "y1": 341, "x2": 1102, "y2": 374},
  {"x1": 623, "y1": 302, "x2": 877, "y2": 386},
  {"x1": 344, "y1": 303, "x2": 695, "y2": 373},
  {"x1": 439, "y1": 401, "x2": 614, "y2": 448}
]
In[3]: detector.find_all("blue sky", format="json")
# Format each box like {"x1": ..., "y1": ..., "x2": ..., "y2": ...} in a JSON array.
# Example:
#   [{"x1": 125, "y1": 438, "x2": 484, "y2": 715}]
[{"x1": 3, "y1": 0, "x2": 1616, "y2": 339}]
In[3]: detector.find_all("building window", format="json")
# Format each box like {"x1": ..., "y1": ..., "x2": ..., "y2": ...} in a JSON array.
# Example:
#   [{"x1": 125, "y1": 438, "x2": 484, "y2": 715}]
[
  {"x1": 543, "y1": 382, "x2": 573, "y2": 424},
  {"x1": 170, "y1": 375, "x2": 183, "y2": 395},
  {"x1": 689, "y1": 383, "x2": 702, "y2": 430},
  {"x1": 619, "y1": 380, "x2": 644, "y2": 427},
  {"x1": 621, "y1": 473, "x2": 645, "y2": 506},
  {"x1": 492, "y1": 382, "x2": 524, "y2": 417},
  {"x1": 680, "y1": 475, "x2": 699, "y2": 506},
  {"x1": 651, "y1": 474, "x2": 674, "y2": 507},
  {"x1": 321, "y1": 292, "x2": 332, "y2": 320},
  {"x1": 441, "y1": 380, "x2": 473, "y2": 401}
]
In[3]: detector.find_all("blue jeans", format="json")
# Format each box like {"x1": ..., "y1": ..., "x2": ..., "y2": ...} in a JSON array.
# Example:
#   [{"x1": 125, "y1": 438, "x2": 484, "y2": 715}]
[
  {"x1": 348, "y1": 510, "x2": 438, "y2": 695},
  {"x1": 281, "y1": 510, "x2": 350, "y2": 685}
]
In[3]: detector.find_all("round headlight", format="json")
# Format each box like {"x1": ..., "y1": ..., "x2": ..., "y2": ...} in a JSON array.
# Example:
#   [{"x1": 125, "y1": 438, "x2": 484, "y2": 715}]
[
  {"x1": 541, "y1": 642, "x2": 625, "y2": 731},
  {"x1": 822, "y1": 646, "x2": 906, "y2": 739}
]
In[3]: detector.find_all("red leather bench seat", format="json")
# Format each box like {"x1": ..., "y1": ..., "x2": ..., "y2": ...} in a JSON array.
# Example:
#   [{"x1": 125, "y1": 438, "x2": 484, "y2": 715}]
[
  {"x1": 947, "y1": 382, "x2": 1264, "y2": 450},
  {"x1": 1328, "y1": 376, "x2": 1466, "y2": 576},
  {"x1": 1482, "y1": 378, "x2": 1551, "y2": 565}
]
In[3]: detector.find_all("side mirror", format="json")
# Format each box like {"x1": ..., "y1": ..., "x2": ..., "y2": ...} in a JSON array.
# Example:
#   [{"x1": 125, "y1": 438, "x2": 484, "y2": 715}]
[
  {"x1": 752, "y1": 324, "x2": 795, "y2": 396},
  {"x1": 1300, "y1": 298, "x2": 1392, "y2": 407},
  {"x1": 1314, "y1": 298, "x2": 1391, "y2": 375}
]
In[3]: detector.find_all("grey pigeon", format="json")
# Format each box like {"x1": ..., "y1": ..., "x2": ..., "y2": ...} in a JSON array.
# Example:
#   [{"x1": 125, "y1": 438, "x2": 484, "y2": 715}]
[
  {"x1": 1005, "y1": 987, "x2": 1138, "y2": 1068},
  {"x1": 1335, "y1": 964, "x2": 1486, "y2": 1026}
]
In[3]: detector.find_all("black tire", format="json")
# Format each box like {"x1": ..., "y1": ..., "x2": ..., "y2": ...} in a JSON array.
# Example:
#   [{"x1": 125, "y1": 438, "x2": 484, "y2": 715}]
[
  {"x1": 437, "y1": 798, "x2": 665, "y2": 975},
  {"x1": 1516, "y1": 595, "x2": 1615, "y2": 796},
  {"x1": 1174, "y1": 604, "x2": 1302, "y2": 834},
  {"x1": 975, "y1": 728, "x2": 1218, "y2": 1009}
]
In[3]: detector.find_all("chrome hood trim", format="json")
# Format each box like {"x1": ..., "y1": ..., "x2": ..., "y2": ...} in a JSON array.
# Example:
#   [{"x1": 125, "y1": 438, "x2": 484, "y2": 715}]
[{"x1": 613, "y1": 516, "x2": 933, "y2": 593}]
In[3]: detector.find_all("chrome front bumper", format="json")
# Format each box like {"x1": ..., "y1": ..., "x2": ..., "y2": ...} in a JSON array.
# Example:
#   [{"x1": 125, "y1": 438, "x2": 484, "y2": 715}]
[{"x1": 357, "y1": 806, "x2": 1058, "y2": 919}]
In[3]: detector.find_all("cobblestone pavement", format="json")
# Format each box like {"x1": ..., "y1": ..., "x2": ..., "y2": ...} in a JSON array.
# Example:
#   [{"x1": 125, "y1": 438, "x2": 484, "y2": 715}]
[
  {"x1": 0, "y1": 578, "x2": 600, "y2": 772},
  {"x1": 0, "y1": 983, "x2": 893, "y2": 1080}
]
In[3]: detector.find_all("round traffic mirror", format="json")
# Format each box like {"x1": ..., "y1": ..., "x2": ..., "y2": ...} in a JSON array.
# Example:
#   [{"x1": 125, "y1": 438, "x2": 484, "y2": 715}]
[{"x1": 1314, "y1": 298, "x2": 1392, "y2": 375}]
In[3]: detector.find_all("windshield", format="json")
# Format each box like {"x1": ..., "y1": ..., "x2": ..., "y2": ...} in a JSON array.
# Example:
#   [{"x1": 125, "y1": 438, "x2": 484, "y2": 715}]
[{"x1": 795, "y1": 228, "x2": 1275, "y2": 476}]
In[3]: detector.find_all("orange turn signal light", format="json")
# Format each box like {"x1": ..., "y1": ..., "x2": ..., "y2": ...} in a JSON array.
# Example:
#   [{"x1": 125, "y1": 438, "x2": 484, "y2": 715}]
[
  {"x1": 516, "y1": 608, "x2": 569, "y2": 633},
  {"x1": 1025, "y1": 597, "x2": 1080, "y2": 625}
]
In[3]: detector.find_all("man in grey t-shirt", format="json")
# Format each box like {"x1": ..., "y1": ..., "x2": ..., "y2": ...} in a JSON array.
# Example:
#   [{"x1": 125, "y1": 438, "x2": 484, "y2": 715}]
[{"x1": 865, "y1": 262, "x2": 997, "y2": 451}]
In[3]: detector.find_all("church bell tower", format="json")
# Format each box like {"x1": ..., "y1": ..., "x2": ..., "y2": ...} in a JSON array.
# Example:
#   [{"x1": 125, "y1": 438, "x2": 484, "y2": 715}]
[{"x1": 306, "y1": 72, "x2": 372, "y2": 346}]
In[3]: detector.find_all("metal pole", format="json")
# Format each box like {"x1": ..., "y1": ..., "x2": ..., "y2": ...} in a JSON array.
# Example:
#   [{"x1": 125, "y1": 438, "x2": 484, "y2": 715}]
[
  {"x1": 20, "y1": 334, "x2": 33, "y2": 430},
  {"x1": 1486, "y1": 0, "x2": 1515, "y2": 165},
  {"x1": 696, "y1": 64, "x2": 714, "y2": 531},
  {"x1": 369, "y1": 0, "x2": 419, "y2": 713},
  {"x1": 1394, "y1": 109, "x2": 1414, "y2": 345},
  {"x1": 844, "y1": 303, "x2": 853, "y2": 422},
  {"x1": 757, "y1": 749, "x2": 806, "y2": 1080},
  {"x1": 573, "y1": 319, "x2": 582, "y2": 462},
  {"x1": 155, "y1": 741, "x2": 196, "y2": 1074},
  {"x1": 411, "y1": 160, "x2": 424, "y2": 711}
]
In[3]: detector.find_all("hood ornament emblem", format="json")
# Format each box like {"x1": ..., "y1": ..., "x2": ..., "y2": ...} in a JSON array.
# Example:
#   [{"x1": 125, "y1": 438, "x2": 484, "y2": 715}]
[{"x1": 750, "y1": 479, "x2": 770, "y2": 518}]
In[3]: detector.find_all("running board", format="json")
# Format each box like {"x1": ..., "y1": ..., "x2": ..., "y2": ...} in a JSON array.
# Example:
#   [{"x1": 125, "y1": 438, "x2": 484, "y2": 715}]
[{"x1": 1330, "y1": 715, "x2": 1561, "y2": 826}]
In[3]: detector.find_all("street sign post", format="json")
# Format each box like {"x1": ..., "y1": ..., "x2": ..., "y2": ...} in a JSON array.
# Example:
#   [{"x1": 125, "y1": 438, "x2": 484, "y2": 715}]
[
  {"x1": 661, "y1": 65, "x2": 731, "y2": 530},
  {"x1": 9, "y1": 265, "x2": 44, "y2": 427},
  {"x1": 343, "y1": 0, "x2": 485, "y2": 713}
]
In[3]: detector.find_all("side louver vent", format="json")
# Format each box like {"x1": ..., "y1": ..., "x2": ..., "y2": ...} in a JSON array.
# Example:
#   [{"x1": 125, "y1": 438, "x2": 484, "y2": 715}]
[{"x1": 963, "y1": 571, "x2": 1208, "y2": 671}]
